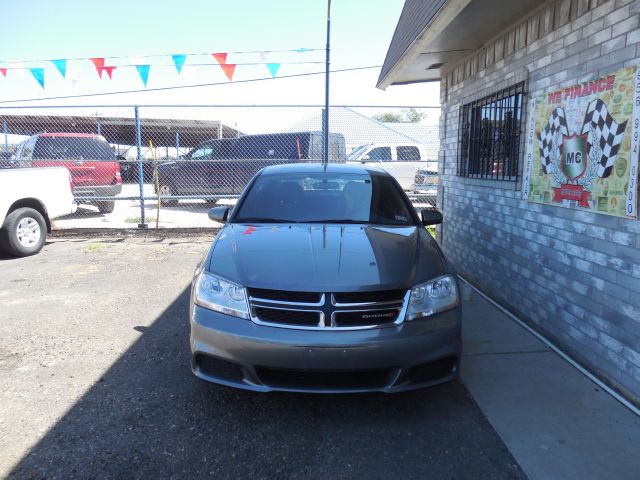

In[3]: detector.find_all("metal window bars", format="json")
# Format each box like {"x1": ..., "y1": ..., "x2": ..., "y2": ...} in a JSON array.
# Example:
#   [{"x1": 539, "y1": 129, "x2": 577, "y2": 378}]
[{"x1": 457, "y1": 82, "x2": 525, "y2": 181}]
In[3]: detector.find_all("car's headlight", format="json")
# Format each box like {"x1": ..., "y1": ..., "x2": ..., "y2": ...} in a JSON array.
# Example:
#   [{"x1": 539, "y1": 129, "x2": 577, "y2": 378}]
[
  {"x1": 406, "y1": 274, "x2": 459, "y2": 320},
  {"x1": 194, "y1": 271, "x2": 249, "y2": 319}
]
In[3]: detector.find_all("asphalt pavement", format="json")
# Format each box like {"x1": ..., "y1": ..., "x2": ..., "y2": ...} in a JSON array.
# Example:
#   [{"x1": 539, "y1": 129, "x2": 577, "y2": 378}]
[{"x1": 0, "y1": 236, "x2": 524, "y2": 479}]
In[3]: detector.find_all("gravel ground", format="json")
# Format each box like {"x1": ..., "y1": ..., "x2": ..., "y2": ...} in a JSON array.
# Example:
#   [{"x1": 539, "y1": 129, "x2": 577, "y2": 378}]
[{"x1": 0, "y1": 237, "x2": 525, "y2": 479}]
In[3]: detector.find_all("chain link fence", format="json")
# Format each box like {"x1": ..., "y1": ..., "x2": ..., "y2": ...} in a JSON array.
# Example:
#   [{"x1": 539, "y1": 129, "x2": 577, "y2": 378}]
[{"x1": 0, "y1": 105, "x2": 439, "y2": 229}]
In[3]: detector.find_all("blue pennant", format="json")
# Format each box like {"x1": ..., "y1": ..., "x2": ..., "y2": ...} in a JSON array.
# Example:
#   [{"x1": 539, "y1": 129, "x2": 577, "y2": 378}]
[
  {"x1": 51, "y1": 59, "x2": 67, "y2": 78},
  {"x1": 172, "y1": 54, "x2": 186, "y2": 74},
  {"x1": 267, "y1": 63, "x2": 280, "y2": 78},
  {"x1": 136, "y1": 64, "x2": 150, "y2": 87},
  {"x1": 30, "y1": 68, "x2": 45, "y2": 88}
]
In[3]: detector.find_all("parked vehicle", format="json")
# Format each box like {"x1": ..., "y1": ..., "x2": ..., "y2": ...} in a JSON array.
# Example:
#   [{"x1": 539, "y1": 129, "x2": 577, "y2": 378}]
[
  {"x1": 155, "y1": 132, "x2": 346, "y2": 205},
  {"x1": 190, "y1": 163, "x2": 461, "y2": 393},
  {"x1": 11, "y1": 133, "x2": 122, "y2": 213},
  {"x1": 412, "y1": 168, "x2": 439, "y2": 195},
  {"x1": 0, "y1": 167, "x2": 76, "y2": 257},
  {"x1": 347, "y1": 143, "x2": 437, "y2": 190}
]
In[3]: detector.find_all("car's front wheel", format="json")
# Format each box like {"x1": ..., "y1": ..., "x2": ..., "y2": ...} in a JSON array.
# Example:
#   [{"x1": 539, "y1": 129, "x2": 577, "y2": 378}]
[{"x1": 0, "y1": 207, "x2": 47, "y2": 257}]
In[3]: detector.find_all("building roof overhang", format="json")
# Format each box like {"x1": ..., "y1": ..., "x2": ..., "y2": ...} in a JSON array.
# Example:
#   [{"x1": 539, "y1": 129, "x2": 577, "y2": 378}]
[{"x1": 377, "y1": 0, "x2": 545, "y2": 89}]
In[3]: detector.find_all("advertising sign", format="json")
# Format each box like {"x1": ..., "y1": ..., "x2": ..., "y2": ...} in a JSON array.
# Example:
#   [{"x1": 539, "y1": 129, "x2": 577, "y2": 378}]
[{"x1": 523, "y1": 66, "x2": 640, "y2": 219}]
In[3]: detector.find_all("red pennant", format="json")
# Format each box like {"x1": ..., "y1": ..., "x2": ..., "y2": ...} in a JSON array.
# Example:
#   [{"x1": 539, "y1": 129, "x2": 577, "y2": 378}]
[
  {"x1": 103, "y1": 66, "x2": 117, "y2": 79},
  {"x1": 0, "y1": 68, "x2": 6, "y2": 77},
  {"x1": 89, "y1": 58, "x2": 116, "y2": 79},
  {"x1": 90, "y1": 57, "x2": 105, "y2": 77},
  {"x1": 220, "y1": 64, "x2": 236, "y2": 81},
  {"x1": 212, "y1": 53, "x2": 228, "y2": 65}
]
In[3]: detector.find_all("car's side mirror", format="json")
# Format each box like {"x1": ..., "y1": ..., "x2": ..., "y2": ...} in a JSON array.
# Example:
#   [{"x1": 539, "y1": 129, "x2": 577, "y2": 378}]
[
  {"x1": 360, "y1": 155, "x2": 370, "y2": 163},
  {"x1": 421, "y1": 209, "x2": 443, "y2": 226},
  {"x1": 208, "y1": 206, "x2": 230, "y2": 223}
]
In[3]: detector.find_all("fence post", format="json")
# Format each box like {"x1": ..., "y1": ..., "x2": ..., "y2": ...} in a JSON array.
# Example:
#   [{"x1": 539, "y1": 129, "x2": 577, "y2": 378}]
[
  {"x1": 97, "y1": 122, "x2": 101, "y2": 136},
  {"x1": 321, "y1": 108, "x2": 327, "y2": 162},
  {"x1": 3, "y1": 120, "x2": 8, "y2": 155},
  {"x1": 175, "y1": 131, "x2": 180, "y2": 158},
  {"x1": 135, "y1": 106, "x2": 147, "y2": 228}
]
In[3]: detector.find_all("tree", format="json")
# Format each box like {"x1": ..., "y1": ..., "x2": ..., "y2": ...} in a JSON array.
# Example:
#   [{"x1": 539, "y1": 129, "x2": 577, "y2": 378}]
[
  {"x1": 372, "y1": 112, "x2": 403, "y2": 123},
  {"x1": 372, "y1": 108, "x2": 425, "y2": 123}
]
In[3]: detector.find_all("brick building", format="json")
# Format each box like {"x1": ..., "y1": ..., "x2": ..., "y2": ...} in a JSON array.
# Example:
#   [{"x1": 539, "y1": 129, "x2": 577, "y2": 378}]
[{"x1": 378, "y1": 0, "x2": 640, "y2": 404}]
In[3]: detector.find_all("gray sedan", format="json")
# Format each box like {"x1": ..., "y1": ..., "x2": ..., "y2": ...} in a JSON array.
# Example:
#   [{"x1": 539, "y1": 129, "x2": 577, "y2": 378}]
[{"x1": 190, "y1": 163, "x2": 461, "y2": 393}]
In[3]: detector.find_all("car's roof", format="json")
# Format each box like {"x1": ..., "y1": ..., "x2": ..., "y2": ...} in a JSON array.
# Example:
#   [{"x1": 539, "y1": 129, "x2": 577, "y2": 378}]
[{"x1": 259, "y1": 162, "x2": 390, "y2": 176}]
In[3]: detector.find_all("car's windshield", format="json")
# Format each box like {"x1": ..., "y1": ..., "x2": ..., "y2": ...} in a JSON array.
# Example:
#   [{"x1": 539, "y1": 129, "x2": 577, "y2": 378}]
[
  {"x1": 346, "y1": 145, "x2": 370, "y2": 161},
  {"x1": 233, "y1": 171, "x2": 415, "y2": 226}
]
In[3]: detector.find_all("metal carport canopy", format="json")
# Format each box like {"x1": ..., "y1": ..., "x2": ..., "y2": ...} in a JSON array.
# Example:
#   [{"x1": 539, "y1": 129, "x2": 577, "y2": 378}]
[{"x1": 0, "y1": 114, "x2": 241, "y2": 148}]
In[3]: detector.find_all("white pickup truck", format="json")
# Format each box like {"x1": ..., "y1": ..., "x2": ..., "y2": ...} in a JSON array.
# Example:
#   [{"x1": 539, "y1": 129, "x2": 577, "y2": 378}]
[
  {"x1": 0, "y1": 167, "x2": 76, "y2": 257},
  {"x1": 347, "y1": 143, "x2": 438, "y2": 190}
]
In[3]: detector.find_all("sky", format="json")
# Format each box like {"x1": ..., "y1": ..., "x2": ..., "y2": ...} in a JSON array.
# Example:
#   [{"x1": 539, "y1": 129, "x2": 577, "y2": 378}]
[{"x1": 0, "y1": 0, "x2": 441, "y2": 132}]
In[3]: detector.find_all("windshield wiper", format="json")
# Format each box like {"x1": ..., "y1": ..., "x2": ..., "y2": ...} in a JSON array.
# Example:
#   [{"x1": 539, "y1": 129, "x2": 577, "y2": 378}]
[{"x1": 234, "y1": 218, "x2": 298, "y2": 223}]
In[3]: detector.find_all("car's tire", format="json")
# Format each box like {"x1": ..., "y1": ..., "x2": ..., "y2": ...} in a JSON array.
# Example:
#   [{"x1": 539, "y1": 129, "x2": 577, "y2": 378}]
[
  {"x1": 0, "y1": 207, "x2": 47, "y2": 257},
  {"x1": 159, "y1": 184, "x2": 178, "y2": 207},
  {"x1": 96, "y1": 201, "x2": 115, "y2": 214}
]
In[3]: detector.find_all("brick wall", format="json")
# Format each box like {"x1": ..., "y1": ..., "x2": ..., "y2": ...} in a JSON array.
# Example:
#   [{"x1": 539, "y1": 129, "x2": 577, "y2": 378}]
[{"x1": 438, "y1": 0, "x2": 640, "y2": 402}]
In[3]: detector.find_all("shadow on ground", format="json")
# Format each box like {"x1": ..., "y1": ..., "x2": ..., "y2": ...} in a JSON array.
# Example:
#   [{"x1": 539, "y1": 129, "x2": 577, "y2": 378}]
[{"x1": 10, "y1": 287, "x2": 524, "y2": 479}]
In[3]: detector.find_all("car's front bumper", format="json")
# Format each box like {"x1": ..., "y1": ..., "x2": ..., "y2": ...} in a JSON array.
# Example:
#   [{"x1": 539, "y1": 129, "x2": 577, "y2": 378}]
[{"x1": 190, "y1": 305, "x2": 461, "y2": 393}]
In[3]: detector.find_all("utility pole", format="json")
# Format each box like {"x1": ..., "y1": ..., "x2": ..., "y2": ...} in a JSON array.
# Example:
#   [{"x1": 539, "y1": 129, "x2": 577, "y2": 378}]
[{"x1": 323, "y1": 0, "x2": 331, "y2": 166}]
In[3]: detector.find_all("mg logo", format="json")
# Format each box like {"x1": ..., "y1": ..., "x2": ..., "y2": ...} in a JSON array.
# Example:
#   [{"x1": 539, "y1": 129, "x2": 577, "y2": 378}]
[{"x1": 560, "y1": 133, "x2": 588, "y2": 181}]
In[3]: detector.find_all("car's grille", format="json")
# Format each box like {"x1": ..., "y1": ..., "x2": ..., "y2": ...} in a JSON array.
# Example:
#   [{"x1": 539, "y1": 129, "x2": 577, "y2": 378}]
[
  {"x1": 249, "y1": 289, "x2": 408, "y2": 330},
  {"x1": 254, "y1": 307, "x2": 320, "y2": 327},
  {"x1": 332, "y1": 290, "x2": 405, "y2": 304},
  {"x1": 333, "y1": 308, "x2": 400, "y2": 328},
  {"x1": 247, "y1": 288, "x2": 321, "y2": 303}
]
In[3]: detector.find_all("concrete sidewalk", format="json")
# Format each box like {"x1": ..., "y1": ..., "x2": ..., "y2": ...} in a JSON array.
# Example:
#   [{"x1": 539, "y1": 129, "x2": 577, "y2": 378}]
[{"x1": 460, "y1": 281, "x2": 640, "y2": 480}]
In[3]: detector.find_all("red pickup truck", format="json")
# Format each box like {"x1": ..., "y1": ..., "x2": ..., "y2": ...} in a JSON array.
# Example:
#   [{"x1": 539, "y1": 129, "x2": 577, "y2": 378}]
[{"x1": 11, "y1": 133, "x2": 122, "y2": 213}]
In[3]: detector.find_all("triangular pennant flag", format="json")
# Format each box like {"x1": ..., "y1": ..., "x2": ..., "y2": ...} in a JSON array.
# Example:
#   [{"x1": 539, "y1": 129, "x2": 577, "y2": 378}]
[
  {"x1": 68, "y1": 67, "x2": 79, "y2": 87},
  {"x1": 172, "y1": 54, "x2": 186, "y2": 74},
  {"x1": 266, "y1": 63, "x2": 280, "y2": 78},
  {"x1": 30, "y1": 68, "x2": 45, "y2": 88},
  {"x1": 103, "y1": 66, "x2": 117, "y2": 79},
  {"x1": 90, "y1": 57, "x2": 105, "y2": 78},
  {"x1": 220, "y1": 64, "x2": 236, "y2": 81},
  {"x1": 0, "y1": 68, "x2": 6, "y2": 77},
  {"x1": 136, "y1": 65, "x2": 150, "y2": 86},
  {"x1": 51, "y1": 59, "x2": 67, "y2": 78},
  {"x1": 212, "y1": 53, "x2": 228, "y2": 65}
]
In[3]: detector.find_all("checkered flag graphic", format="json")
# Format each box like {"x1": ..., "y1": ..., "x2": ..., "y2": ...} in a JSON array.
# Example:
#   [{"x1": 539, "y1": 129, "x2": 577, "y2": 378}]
[
  {"x1": 538, "y1": 108, "x2": 569, "y2": 174},
  {"x1": 581, "y1": 99, "x2": 627, "y2": 178}
]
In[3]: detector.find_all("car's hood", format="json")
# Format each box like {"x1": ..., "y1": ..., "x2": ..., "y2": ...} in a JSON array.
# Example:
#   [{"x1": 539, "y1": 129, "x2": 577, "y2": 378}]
[{"x1": 207, "y1": 224, "x2": 446, "y2": 292}]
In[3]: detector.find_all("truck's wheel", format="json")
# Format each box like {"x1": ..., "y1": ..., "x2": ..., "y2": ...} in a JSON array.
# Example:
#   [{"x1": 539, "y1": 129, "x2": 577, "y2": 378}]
[
  {"x1": 0, "y1": 207, "x2": 47, "y2": 257},
  {"x1": 97, "y1": 201, "x2": 115, "y2": 214}
]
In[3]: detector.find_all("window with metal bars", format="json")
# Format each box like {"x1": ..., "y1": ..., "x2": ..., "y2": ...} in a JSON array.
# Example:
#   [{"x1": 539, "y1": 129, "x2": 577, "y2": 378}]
[{"x1": 457, "y1": 82, "x2": 525, "y2": 180}]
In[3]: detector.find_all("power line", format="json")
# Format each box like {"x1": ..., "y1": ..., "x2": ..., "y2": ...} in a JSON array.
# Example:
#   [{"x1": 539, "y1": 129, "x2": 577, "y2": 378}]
[{"x1": 0, "y1": 65, "x2": 383, "y2": 105}]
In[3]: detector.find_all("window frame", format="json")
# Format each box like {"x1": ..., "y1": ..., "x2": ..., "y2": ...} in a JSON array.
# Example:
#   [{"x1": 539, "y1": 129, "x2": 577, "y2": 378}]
[{"x1": 457, "y1": 82, "x2": 525, "y2": 181}]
